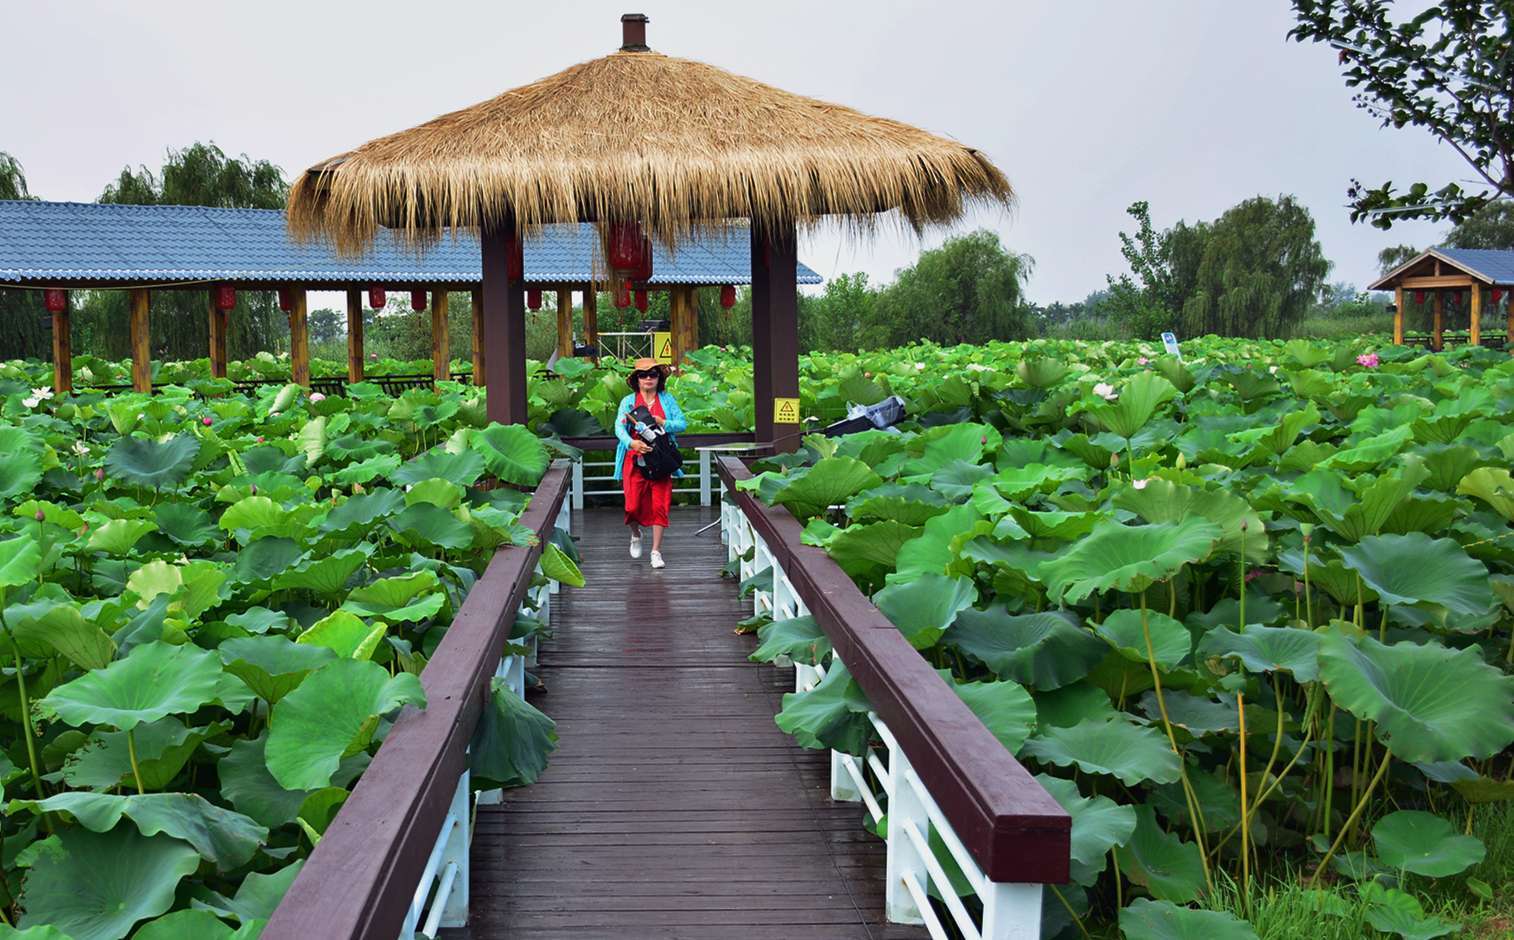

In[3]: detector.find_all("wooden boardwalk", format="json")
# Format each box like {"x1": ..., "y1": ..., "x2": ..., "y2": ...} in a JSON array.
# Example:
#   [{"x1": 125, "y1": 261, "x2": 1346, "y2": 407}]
[{"x1": 446, "y1": 507, "x2": 926, "y2": 939}]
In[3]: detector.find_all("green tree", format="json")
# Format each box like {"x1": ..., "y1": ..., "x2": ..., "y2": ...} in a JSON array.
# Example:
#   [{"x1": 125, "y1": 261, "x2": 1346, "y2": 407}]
[
  {"x1": 1289, "y1": 1, "x2": 1514, "y2": 227},
  {"x1": 0, "y1": 152, "x2": 49, "y2": 360},
  {"x1": 1104, "y1": 201, "x2": 1204, "y2": 336},
  {"x1": 1444, "y1": 200, "x2": 1514, "y2": 248},
  {"x1": 80, "y1": 143, "x2": 290, "y2": 362},
  {"x1": 0, "y1": 152, "x2": 30, "y2": 200},
  {"x1": 1378, "y1": 244, "x2": 1421, "y2": 273},
  {"x1": 800, "y1": 273, "x2": 877, "y2": 352},
  {"x1": 871, "y1": 230, "x2": 1033, "y2": 347}
]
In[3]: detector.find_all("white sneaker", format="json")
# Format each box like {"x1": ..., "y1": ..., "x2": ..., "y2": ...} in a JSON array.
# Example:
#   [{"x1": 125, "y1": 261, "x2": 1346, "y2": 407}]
[
  {"x1": 629, "y1": 532, "x2": 642, "y2": 559},
  {"x1": 650, "y1": 550, "x2": 665, "y2": 569}
]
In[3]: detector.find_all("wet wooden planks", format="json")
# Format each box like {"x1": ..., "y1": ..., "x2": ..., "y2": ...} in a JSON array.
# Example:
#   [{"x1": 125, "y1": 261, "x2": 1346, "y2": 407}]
[{"x1": 445, "y1": 507, "x2": 925, "y2": 939}]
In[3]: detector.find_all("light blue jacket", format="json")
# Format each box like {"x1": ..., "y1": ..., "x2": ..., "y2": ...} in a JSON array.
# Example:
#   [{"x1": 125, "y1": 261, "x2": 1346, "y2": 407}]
[{"x1": 613, "y1": 391, "x2": 688, "y2": 480}]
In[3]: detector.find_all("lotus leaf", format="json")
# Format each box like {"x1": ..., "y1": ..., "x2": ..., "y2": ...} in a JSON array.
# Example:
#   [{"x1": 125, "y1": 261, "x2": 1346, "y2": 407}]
[
  {"x1": 1117, "y1": 898, "x2": 1258, "y2": 940},
  {"x1": 540, "y1": 543, "x2": 585, "y2": 588},
  {"x1": 17, "y1": 826, "x2": 201, "y2": 940},
  {"x1": 825, "y1": 521, "x2": 921, "y2": 581},
  {"x1": 947, "y1": 608, "x2": 1104, "y2": 690},
  {"x1": 771, "y1": 456, "x2": 882, "y2": 522},
  {"x1": 1371, "y1": 810, "x2": 1485, "y2": 877},
  {"x1": 195, "y1": 859, "x2": 303, "y2": 923},
  {"x1": 1095, "y1": 608, "x2": 1190, "y2": 671},
  {"x1": 0, "y1": 428, "x2": 44, "y2": 501},
  {"x1": 266, "y1": 658, "x2": 425, "y2": 789},
  {"x1": 1022, "y1": 716, "x2": 1182, "y2": 786},
  {"x1": 1114, "y1": 806, "x2": 1207, "y2": 903},
  {"x1": 0, "y1": 534, "x2": 40, "y2": 590},
  {"x1": 220, "y1": 636, "x2": 338, "y2": 702},
  {"x1": 774, "y1": 660, "x2": 873, "y2": 756},
  {"x1": 1457, "y1": 466, "x2": 1514, "y2": 521},
  {"x1": 945, "y1": 673, "x2": 1036, "y2": 752},
  {"x1": 750, "y1": 616, "x2": 832, "y2": 666},
  {"x1": 472, "y1": 424, "x2": 549, "y2": 485},
  {"x1": 272, "y1": 547, "x2": 370, "y2": 597},
  {"x1": 341, "y1": 571, "x2": 446, "y2": 623},
  {"x1": 9, "y1": 791, "x2": 266, "y2": 870},
  {"x1": 1359, "y1": 882, "x2": 1459, "y2": 940},
  {"x1": 85, "y1": 518, "x2": 156, "y2": 555},
  {"x1": 319, "y1": 488, "x2": 406, "y2": 533},
  {"x1": 1340, "y1": 533, "x2": 1495, "y2": 621},
  {"x1": 231, "y1": 537, "x2": 305, "y2": 584},
  {"x1": 389, "y1": 503, "x2": 475, "y2": 551},
  {"x1": 1041, "y1": 519, "x2": 1222, "y2": 603},
  {"x1": 872, "y1": 573, "x2": 976, "y2": 650},
  {"x1": 1113, "y1": 480, "x2": 1266, "y2": 558},
  {"x1": 38, "y1": 641, "x2": 224, "y2": 731},
  {"x1": 152, "y1": 502, "x2": 218, "y2": 548},
  {"x1": 1195, "y1": 625, "x2": 1321, "y2": 682},
  {"x1": 104, "y1": 434, "x2": 199, "y2": 489},
  {"x1": 470, "y1": 678, "x2": 558, "y2": 789},
  {"x1": 296, "y1": 611, "x2": 386, "y2": 661},
  {"x1": 8, "y1": 599, "x2": 114, "y2": 670},
  {"x1": 844, "y1": 483, "x2": 950, "y2": 526},
  {"x1": 60, "y1": 718, "x2": 224, "y2": 791},
  {"x1": 132, "y1": 911, "x2": 248, "y2": 940},
  {"x1": 1035, "y1": 774, "x2": 1136, "y2": 886}
]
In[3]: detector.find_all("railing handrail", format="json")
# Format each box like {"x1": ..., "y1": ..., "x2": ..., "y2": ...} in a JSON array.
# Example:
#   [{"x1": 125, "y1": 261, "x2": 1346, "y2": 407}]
[
  {"x1": 262, "y1": 461, "x2": 572, "y2": 940},
  {"x1": 560, "y1": 431, "x2": 756, "y2": 451},
  {"x1": 716, "y1": 455, "x2": 1070, "y2": 884}
]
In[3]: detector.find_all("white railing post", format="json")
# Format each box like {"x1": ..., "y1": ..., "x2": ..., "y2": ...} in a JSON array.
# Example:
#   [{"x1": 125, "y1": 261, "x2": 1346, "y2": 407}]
[
  {"x1": 571, "y1": 458, "x2": 585, "y2": 510},
  {"x1": 699, "y1": 449, "x2": 712, "y2": 506},
  {"x1": 979, "y1": 882, "x2": 1043, "y2": 940},
  {"x1": 830, "y1": 750, "x2": 863, "y2": 802},
  {"x1": 884, "y1": 747, "x2": 928, "y2": 925},
  {"x1": 436, "y1": 769, "x2": 471, "y2": 929}
]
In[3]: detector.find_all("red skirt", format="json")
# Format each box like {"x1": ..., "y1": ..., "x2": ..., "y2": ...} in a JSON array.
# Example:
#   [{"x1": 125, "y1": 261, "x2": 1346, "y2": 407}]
[{"x1": 623, "y1": 453, "x2": 672, "y2": 528}]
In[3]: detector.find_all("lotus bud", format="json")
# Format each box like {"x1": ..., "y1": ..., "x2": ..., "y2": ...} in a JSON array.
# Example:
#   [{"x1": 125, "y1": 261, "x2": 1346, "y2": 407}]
[
  {"x1": 256, "y1": 436, "x2": 265, "y2": 443},
  {"x1": 202, "y1": 416, "x2": 213, "y2": 426},
  {"x1": 1240, "y1": 519, "x2": 1248, "y2": 532},
  {"x1": 310, "y1": 392, "x2": 327, "y2": 404},
  {"x1": 79, "y1": 522, "x2": 88, "y2": 535},
  {"x1": 34, "y1": 509, "x2": 45, "y2": 522},
  {"x1": 249, "y1": 484, "x2": 257, "y2": 495},
  {"x1": 1175, "y1": 453, "x2": 1187, "y2": 470},
  {"x1": 1110, "y1": 452, "x2": 1120, "y2": 467},
  {"x1": 353, "y1": 483, "x2": 365, "y2": 495},
  {"x1": 94, "y1": 467, "x2": 104, "y2": 481},
  {"x1": 1299, "y1": 522, "x2": 1313, "y2": 543}
]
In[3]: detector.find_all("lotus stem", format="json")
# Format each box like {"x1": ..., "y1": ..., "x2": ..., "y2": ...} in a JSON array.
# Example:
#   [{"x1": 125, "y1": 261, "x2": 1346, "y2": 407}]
[
  {"x1": 1140, "y1": 589, "x2": 1215, "y2": 893},
  {"x1": 1049, "y1": 885, "x2": 1091, "y2": 940},
  {"x1": 1238, "y1": 524, "x2": 1247, "y2": 630},
  {"x1": 1111, "y1": 849, "x2": 1123, "y2": 910},
  {"x1": 1302, "y1": 536, "x2": 1314, "y2": 626},
  {"x1": 1212, "y1": 717, "x2": 1316, "y2": 858},
  {"x1": 126, "y1": 728, "x2": 146, "y2": 795},
  {"x1": 1310, "y1": 753, "x2": 1391, "y2": 887},
  {"x1": 1238, "y1": 691, "x2": 1251, "y2": 912},
  {"x1": 2, "y1": 620, "x2": 47, "y2": 809},
  {"x1": 1322, "y1": 704, "x2": 1337, "y2": 840},
  {"x1": 1379, "y1": 607, "x2": 1388, "y2": 643}
]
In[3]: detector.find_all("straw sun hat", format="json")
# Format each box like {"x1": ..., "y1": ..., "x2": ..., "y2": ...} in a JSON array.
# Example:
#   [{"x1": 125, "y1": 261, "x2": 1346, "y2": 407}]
[{"x1": 626, "y1": 357, "x2": 671, "y2": 389}]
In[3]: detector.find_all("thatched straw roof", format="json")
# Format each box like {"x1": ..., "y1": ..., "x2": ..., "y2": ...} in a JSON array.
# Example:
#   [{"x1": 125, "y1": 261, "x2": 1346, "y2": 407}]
[{"x1": 288, "y1": 25, "x2": 1012, "y2": 255}]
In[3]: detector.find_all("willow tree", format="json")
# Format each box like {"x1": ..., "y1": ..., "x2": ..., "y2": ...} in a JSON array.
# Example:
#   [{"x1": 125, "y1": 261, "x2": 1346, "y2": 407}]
[
  {"x1": 78, "y1": 143, "x2": 290, "y2": 362},
  {"x1": 872, "y1": 230, "x2": 1034, "y2": 347},
  {"x1": 0, "y1": 151, "x2": 51, "y2": 360}
]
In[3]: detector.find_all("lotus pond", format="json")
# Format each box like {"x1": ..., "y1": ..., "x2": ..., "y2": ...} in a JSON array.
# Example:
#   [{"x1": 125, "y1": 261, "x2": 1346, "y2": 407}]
[
  {"x1": 736, "y1": 339, "x2": 1514, "y2": 938},
  {"x1": 0, "y1": 379, "x2": 576, "y2": 938}
]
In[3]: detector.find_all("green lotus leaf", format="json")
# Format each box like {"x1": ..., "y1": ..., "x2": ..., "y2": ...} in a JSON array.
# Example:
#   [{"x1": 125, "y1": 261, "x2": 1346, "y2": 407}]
[
  {"x1": 266, "y1": 658, "x2": 425, "y2": 789},
  {"x1": 38, "y1": 641, "x2": 225, "y2": 731},
  {"x1": 1371, "y1": 810, "x2": 1485, "y2": 877},
  {"x1": 152, "y1": 502, "x2": 219, "y2": 548},
  {"x1": 1457, "y1": 466, "x2": 1514, "y2": 522},
  {"x1": 1088, "y1": 371, "x2": 1178, "y2": 439},
  {"x1": 1318, "y1": 632, "x2": 1514, "y2": 763},
  {"x1": 341, "y1": 571, "x2": 446, "y2": 623},
  {"x1": 224, "y1": 607, "x2": 291, "y2": 635},
  {"x1": 1359, "y1": 882, "x2": 1459, "y2": 940},
  {"x1": 844, "y1": 483, "x2": 951, "y2": 526},
  {"x1": 872, "y1": 573, "x2": 977, "y2": 650},
  {"x1": 124, "y1": 559, "x2": 225, "y2": 619},
  {"x1": 9, "y1": 792, "x2": 266, "y2": 871},
  {"x1": 104, "y1": 434, "x2": 199, "y2": 489},
  {"x1": 1113, "y1": 479, "x2": 1266, "y2": 558},
  {"x1": 17, "y1": 826, "x2": 200, "y2": 940},
  {"x1": 231, "y1": 537, "x2": 305, "y2": 584},
  {"x1": 472, "y1": 424, "x2": 550, "y2": 485},
  {"x1": 1035, "y1": 774, "x2": 1136, "y2": 886},
  {"x1": 946, "y1": 673, "x2": 1036, "y2": 753},
  {"x1": 774, "y1": 660, "x2": 874, "y2": 756},
  {"x1": 132, "y1": 910, "x2": 246, "y2": 940},
  {"x1": 893, "y1": 503, "x2": 984, "y2": 581},
  {"x1": 0, "y1": 428, "x2": 44, "y2": 501},
  {"x1": 388, "y1": 503, "x2": 475, "y2": 551},
  {"x1": 1340, "y1": 533, "x2": 1495, "y2": 622},
  {"x1": 328, "y1": 453, "x2": 403, "y2": 487},
  {"x1": 194, "y1": 859, "x2": 304, "y2": 924},
  {"x1": 750, "y1": 615, "x2": 832, "y2": 666},
  {"x1": 220, "y1": 636, "x2": 338, "y2": 703},
  {"x1": 946, "y1": 608, "x2": 1105, "y2": 690},
  {"x1": 1034, "y1": 682, "x2": 1119, "y2": 730},
  {"x1": 825, "y1": 520, "x2": 922, "y2": 581},
  {"x1": 1114, "y1": 805, "x2": 1207, "y2": 904},
  {"x1": 392, "y1": 447, "x2": 486, "y2": 487},
  {"x1": 1041, "y1": 519, "x2": 1222, "y2": 604},
  {"x1": 1016, "y1": 357, "x2": 1071, "y2": 389},
  {"x1": 771, "y1": 456, "x2": 883, "y2": 522},
  {"x1": 1118, "y1": 898, "x2": 1258, "y2": 940},
  {"x1": 8, "y1": 599, "x2": 114, "y2": 671},
  {"x1": 298, "y1": 787, "x2": 349, "y2": 837},
  {"x1": 217, "y1": 736, "x2": 311, "y2": 829},
  {"x1": 0, "y1": 535, "x2": 40, "y2": 589},
  {"x1": 85, "y1": 518, "x2": 157, "y2": 556},
  {"x1": 272, "y1": 547, "x2": 370, "y2": 597},
  {"x1": 218, "y1": 496, "x2": 308, "y2": 544},
  {"x1": 1195, "y1": 625, "x2": 1321, "y2": 682},
  {"x1": 319, "y1": 488, "x2": 406, "y2": 533},
  {"x1": 989, "y1": 463, "x2": 1086, "y2": 501},
  {"x1": 1139, "y1": 691, "x2": 1239, "y2": 738},
  {"x1": 269, "y1": 382, "x2": 302, "y2": 414},
  {"x1": 296, "y1": 610, "x2": 386, "y2": 660},
  {"x1": 470, "y1": 678, "x2": 558, "y2": 789},
  {"x1": 1095, "y1": 608, "x2": 1191, "y2": 671},
  {"x1": 403, "y1": 477, "x2": 465, "y2": 509},
  {"x1": 1007, "y1": 508, "x2": 1106, "y2": 542},
  {"x1": 60, "y1": 718, "x2": 224, "y2": 791},
  {"x1": 1318, "y1": 425, "x2": 1413, "y2": 473},
  {"x1": 538, "y1": 542, "x2": 585, "y2": 588},
  {"x1": 1021, "y1": 716, "x2": 1182, "y2": 786}
]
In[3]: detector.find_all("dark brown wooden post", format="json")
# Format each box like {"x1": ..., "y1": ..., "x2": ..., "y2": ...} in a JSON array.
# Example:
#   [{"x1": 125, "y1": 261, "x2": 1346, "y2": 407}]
[
  {"x1": 130, "y1": 288, "x2": 151, "y2": 393},
  {"x1": 51, "y1": 291, "x2": 72, "y2": 393},
  {"x1": 1433, "y1": 290, "x2": 1444, "y2": 349},
  {"x1": 751, "y1": 223, "x2": 800, "y2": 451},
  {"x1": 208, "y1": 290, "x2": 228, "y2": 378},
  {"x1": 582, "y1": 286, "x2": 599, "y2": 362},
  {"x1": 432, "y1": 290, "x2": 450, "y2": 386},
  {"x1": 346, "y1": 289, "x2": 364, "y2": 383},
  {"x1": 289, "y1": 288, "x2": 310, "y2": 387},
  {"x1": 481, "y1": 220, "x2": 527, "y2": 424},
  {"x1": 556, "y1": 289, "x2": 573, "y2": 359},
  {"x1": 470, "y1": 289, "x2": 484, "y2": 385},
  {"x1": 1506, "y1": 294, "x2": 1513, "y2": 355}
]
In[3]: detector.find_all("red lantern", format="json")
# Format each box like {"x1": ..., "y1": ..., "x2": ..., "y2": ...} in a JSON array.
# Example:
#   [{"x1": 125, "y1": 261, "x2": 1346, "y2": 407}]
[
  {"x1": 1414, "y1": 290, "x2": 1425, "y2": 305},
  {"x1": 614, "y1": 281, "x2": 631, "y2": 308},
  {"x1": 608, "y1": 221, "x2": 643, "y2": 271},
  {"x1": 411, "y1": 290, "x2": 427, "y2": 312},
  {"x1": 627, "y1": 237, "x2": 654, "y2": 282},
  {"x1": 505, "y1": 233, "x2": 524, "y2": 281},
  {"x1": 634, "y1": 288, "x2": 648, "y2": 312},
  {"x1": 719, "y1": 285, "x2": 736, "y2": 309},
  {"x1": 1493, "y1": 288, "x2": 1503, "y2": 303},
  {"x1": 215, "y1": 285, "x2": 237, "y2": 311},
  {"x1": 43, "y1": 289, "x2": 67, "y2": 313},
  {"x1": 277, "y1": 287, "x2": 294, "y2": 311},
  {"x1": 527, "y1": 289, "x2": 542, "y2": 311},
  {"x1": 369, "y1": 288, "x2": 386, "y2": 309}
]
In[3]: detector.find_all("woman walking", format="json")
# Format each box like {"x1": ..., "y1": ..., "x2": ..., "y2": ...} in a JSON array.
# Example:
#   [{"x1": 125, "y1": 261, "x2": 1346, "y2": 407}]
[{"x1": 614, "y1": 357, "x2": 687, "y2": 569}]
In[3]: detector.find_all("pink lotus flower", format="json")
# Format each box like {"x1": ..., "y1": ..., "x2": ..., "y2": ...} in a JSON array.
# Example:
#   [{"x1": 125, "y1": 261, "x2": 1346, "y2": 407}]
[
  {"x1": 1137, "y1": 357, "x2": 1150, "y2": 366},
  {"x1": 34, "y1": 509, "x2": 45, "y2": 522},
  {"x1": 1356, "y1": 352, "x2": 1380, "y2": 368},
  {"x1": 256, "y1": 436, "x2": 265, "y2": 443},
  {"x1": 309, "y1": 392, "x2": 327, "y2": 403},
  {"x1": 1245, "y1": 567, "x2": 1264, "y2": 584},
  {"x1": 202, "y1": 416, "x2": 213, "y2": 426}
]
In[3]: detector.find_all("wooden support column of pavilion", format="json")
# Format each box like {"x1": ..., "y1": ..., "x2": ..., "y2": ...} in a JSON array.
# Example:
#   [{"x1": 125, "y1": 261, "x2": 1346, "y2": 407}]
[
  {"x1": 582, "y1": 286, "x2": 599, "y2": 360},
  {"x1": 51, "y1": 292, "x2": 71, "y2": 393},
  {"x1": 1393, "y1": 287, "x2": 1404, "y2": 346},
  {"x1": 289, "y1": 289, "x2": 310, "y2": 387},
  {"x1": 1470, "y1": 286, "x2": 1481, "y2": 347},
  {"x1": 669, "y1": 285, "x2": 698, "y2": 366},
  {"x1": 470, "y1": 289, "x2": 484, "y2": 385},
  {"x1": 751, "y1": 225, "x2": 800, "y2": 452},
  {"x1": 481, "y1": 223, "x2": 527, "y2": 424},
  {"x1": 1433, "y1": 290, "x2": 1444, "y2": 349},
  {"x1": 346, "y1": 289, "x2": 365, "y2": 383},
  {"x1": 129, "y1": 288, "x2": 151, "y2": 393},
  {"x1": 432, "y1": 290, "x2": 449, "y2": 386},
  {"x1": 555, "y1": 289, "x2": 573, "y2": 359},
  {"x1": 208, "y1": 290, "x2": 228, "y2": 379}
]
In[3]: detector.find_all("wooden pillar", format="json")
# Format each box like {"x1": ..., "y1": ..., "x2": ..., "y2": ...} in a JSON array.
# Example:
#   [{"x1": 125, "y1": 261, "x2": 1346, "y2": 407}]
[
  {"x1": 670, "y1": 286, "x2": 698, "y2": 366},
  {"x1": 582, "y1": 286, "x2": 599, "y2": 359},
  {"x1": 556, "y1": 289, "x2": 573, "y2": 359},
  {"x1": 208, "y1": 291, "x2": 228, "y2": 378},
  {"x1": 346, "y1": 289, "x2": 364, "y2": 383},
  {"x1": 1470, "y1": 285, "x2": 1482, "y2": 347},
  {"x1": 751, "y1": 223, "x2": 801, "y2": 452},
  {"x1": 1433, "y1": 290, "x2": 1444, "y2": 350},
  {"x1": 51, "y1": 292, "x2": 72, "y2": 393},
  {"x1": 481, "y1": 221, "x2": 527, "y2": 425},
  {"x1": 289, "y1": 288, "x2": 309, "y2": 387},
  {"x1": 1393, "y1": 286, "x2": 1404, "y2": 346},
  {"x1": 470, "y1": 289, "x2": 484, "y2": 385},
  {"x1": 432, "y1": 290, "x2": 450, "y2": 386},
  {"x1": 1506, "y1": 294, "x2": 1514, "y2": 355},
  {"x1": 130, "y1": 288, "x2": 151, "y2": 393}
]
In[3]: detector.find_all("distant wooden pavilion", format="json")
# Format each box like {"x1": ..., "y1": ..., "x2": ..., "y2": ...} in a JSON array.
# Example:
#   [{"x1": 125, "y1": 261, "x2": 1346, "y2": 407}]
[
  {"x1": 286, "y1": 12, "x2": 1011, "y2": 448},
  {"x1": 1370, "y1": 247, "x2": 1514, "y2": 351},
  {"x1": 0, "y1": 199, "x2": 819, "y2": 394}
]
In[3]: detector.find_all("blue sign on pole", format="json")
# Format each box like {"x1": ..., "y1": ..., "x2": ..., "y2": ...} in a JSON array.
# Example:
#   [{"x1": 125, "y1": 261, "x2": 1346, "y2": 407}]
[{"x1": 1160, "y1": 331, "x2": 1181, "y2": 360}]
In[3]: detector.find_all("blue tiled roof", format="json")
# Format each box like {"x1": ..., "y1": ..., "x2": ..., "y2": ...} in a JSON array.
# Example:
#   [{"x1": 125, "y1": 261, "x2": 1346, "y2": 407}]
[
  {"x1": 1435, "y1": 248, "x2": 1514, "y2": 285},
  {"x1": 0, "y1": 200, "x2": 822, "y2": 286}
]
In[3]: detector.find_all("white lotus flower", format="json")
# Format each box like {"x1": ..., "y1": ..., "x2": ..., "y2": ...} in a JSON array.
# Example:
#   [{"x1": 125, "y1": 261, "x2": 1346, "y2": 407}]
[
  {"x1": 72, "y1": 441, "x2": 89, "y2": 457},
  {"x1": 31, "y1": 386, "x2": 53, "y2": 402},
  {"x1": 309, "y1": 392, "x2": 327, "y2": 403},
  {"x1": 1133, "y1": 478, "x2": 1150, "y2": 490},
  {"x1": 1092, "y1": 382, "x2": 1118, "y2": 401}
]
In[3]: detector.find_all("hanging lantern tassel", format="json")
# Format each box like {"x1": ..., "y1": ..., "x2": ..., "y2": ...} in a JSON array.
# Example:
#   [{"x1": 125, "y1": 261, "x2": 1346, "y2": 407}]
[
  {"x1": 1492, "y1": 288, "x2": 1503, "y2": 303},
  {"x1": 216, "y1": 285, "x2": 237, "y2": 311},
  {"x1": 277, "y1": 287, "x2": 294, "y2": 312},
  {"x1": 720, "y1": 285, "x2": 736, "y2": 310},
  {"x1": 369, "y1": 288, "x2": 386, "y2": 309},
  {"x1": 527, "y1": 289, "x2": 543, "y2": 311},
  {"x1": 1413, "y1": 290, "x2": 1425, "y2": 305},
  {"x1": 411, "y1": 290, "x2": 427, "y2": 312},
  {"x1": 614, "y1": 281, "x2": 631, "y2": 309},
  {"x1": 634, "y1": 288, "x2": 649, "y2": 312},
  {"x1": 44, "y1": 289, "x2": 67, "y2": 313},
  {"x1": 506, "y1": 234, "x2": 524, "y2": 282},
  {"x1": 608, "y1": 221, "x2": 643, "y2": 271}
]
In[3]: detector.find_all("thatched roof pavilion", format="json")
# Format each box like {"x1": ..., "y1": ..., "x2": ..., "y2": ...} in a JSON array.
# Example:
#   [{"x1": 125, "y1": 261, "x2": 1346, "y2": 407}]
[{"x1": 288, "y1": 13, "x2": 1012, "y2": 439}]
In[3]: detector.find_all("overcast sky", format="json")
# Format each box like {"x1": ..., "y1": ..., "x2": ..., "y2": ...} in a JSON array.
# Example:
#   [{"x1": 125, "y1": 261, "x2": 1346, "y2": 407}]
[{"x1": 3, "y1": 0, "x2": 1474, "y2": 304}]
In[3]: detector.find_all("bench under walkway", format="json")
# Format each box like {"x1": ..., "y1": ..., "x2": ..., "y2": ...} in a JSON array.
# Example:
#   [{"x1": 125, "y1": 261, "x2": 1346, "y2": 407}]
[{"x1": 446, "y1": 507, "x2": 927, "y2": 939}]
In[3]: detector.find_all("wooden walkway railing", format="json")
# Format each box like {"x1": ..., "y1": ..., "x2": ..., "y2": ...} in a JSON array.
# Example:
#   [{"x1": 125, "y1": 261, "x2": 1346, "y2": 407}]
[{"x1": 263, "y1": 462, "x2": 571, "y2": 940}]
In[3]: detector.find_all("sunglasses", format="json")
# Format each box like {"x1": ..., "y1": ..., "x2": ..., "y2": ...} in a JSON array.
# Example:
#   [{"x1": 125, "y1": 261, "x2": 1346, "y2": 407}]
[{"x1": 633, "y1": 370, "x2": 661, "y2": 380}]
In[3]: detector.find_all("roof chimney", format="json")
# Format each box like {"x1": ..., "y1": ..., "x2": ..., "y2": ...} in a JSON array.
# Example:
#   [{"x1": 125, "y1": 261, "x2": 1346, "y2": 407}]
[{"x1": 620, "y1": 13, "x2": 649, "y2": 52}]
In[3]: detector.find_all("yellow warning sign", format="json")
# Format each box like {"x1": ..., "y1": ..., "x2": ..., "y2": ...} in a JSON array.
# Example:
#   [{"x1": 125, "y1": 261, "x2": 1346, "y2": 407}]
[
  {"x1": 652, "y1": 331, "x2": 673, "y2": 364},
  {"x1": 773, "y1": 397, "x2": 800, "y2": 424}
]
